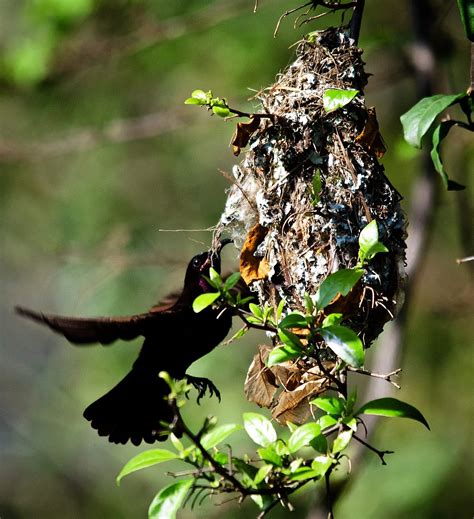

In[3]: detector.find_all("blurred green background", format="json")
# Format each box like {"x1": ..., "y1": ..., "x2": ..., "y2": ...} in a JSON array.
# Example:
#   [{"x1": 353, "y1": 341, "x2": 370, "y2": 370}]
[{"x1": 1, "y1": 1, "x2": 472, "y2": 518}]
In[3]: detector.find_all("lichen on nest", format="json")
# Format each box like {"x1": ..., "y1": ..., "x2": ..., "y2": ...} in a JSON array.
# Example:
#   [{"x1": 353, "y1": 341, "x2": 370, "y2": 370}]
[{"x1": 217, "y1": 27, "x2": 407, "y2": 423}]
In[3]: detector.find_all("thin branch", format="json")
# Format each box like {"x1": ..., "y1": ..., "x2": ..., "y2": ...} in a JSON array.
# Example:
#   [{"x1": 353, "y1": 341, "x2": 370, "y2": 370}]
[
  {"x1": 0, "y1": 109, "x2": 185, "y2": 163},
  {"x1": 456, "y1": 255, "x2": 474, "y2": 264},
  {"x1": 347, "y1": 366, "x2": 402, "y2": 389},
  {"x1": 325, "y1": 469, "x2": 334, "y2": 519},
  {"x1": 352, "y1": 435, "x2": 394, "y2": 465}
]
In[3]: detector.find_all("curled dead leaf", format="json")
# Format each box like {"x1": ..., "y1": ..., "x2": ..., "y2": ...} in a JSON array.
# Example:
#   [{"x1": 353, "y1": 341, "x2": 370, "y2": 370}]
[
  {"x1": 244, "y1": 345, "x2": 278, "y2": 408},
  {"x1": 240, "y1": 223, "x2": 270, "y2": 284},
  {"x1": 272, "y1": 381, "x2": 325, "y2": 425},
  {"x1": 231, "y1": 117, "x2": 261, "y2": 156},
  {"x1": 355, "y1": 107, "x2": 387, "y2": 158}
]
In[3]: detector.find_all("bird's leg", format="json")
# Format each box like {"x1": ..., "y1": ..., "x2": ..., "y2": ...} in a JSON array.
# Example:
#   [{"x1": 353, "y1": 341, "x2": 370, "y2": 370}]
[{"x1": 185, "y1": 375, "x2": 221, "y2": 403}]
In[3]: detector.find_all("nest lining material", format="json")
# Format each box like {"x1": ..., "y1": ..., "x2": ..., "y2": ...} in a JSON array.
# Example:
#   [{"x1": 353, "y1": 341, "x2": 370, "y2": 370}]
[{"x1": 217, "y1": 28, "x2": 407, "y2": 424}]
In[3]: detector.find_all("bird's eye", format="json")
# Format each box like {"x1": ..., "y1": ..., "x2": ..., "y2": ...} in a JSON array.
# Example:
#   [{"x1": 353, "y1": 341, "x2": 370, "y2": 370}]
[{"x1": 192, "y1": 257, "x2": 201, "y2": 268}]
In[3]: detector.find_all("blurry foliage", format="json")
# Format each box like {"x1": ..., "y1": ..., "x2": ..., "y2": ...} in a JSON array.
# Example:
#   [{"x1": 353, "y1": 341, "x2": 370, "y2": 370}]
[{"x1": 0, "y1": 1, "x2": 472, "y2": 519}]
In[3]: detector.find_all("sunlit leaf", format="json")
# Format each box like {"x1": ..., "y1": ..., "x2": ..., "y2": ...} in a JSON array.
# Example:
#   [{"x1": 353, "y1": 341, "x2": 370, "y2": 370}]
[
  {"x1": 332, "y1": 429, "x2": 353, "y2": 454},
  {"x1": 356, "y1": 397, "x2": 430, "y2": 429},
  {"x1": 278, "y1": 329, "x2": 304, "y2": 349},
  {"x1": 288, "y1": 422, "x2": 322, "y2": 453},
  {"x1": 323, "y1": 88, "x2": 359, "y2": 113},
  {"x1": 311, "y1": 455, "x2": 333, "y2": 476},
  {"x1": 201, "y1": 424, "x2": 242, "y2": 450},
  {"x1": 279, "y1": 312, "x2": 308, "y2": 329},
  {"x1": 315, "y1": 268, "x2": 363, "y2": 310},
  {"x1": 192, "y1": 292, "x2": 220, "y2": 313},
  {"x1": 254, "y1": 464, "x2": 273, "y2": 484},
  {"x1": 322, "y1": 313, "x2": 343, "y2": 327},
  {"x1": 224, "y1": 272, "x2": 241, "y2": 290},
  {"x1": 257, "y1": 444, "x2": 283, "y2": 466},
  {"x1": 243, "y1": 412, "x2": 277, "y2": 446},
  {"x1": 400, "y1": 93, "x2": 465, "y2": 148},
  {"x1": 266, "y1": 344, "x2": 301, "y2": 366},
  {"x1": 320, "y1": 325, "x2": 364, "y2": 367},
  {"x1": 358, "y1": 220, "x2": 388, "y2": 263},
  {"x1": 289, "y1": 467, "x2": 322, "y2": 481},
  {"x1": 311, "y1": 396, "x2": 345, "y2": 416},
  {"x1": 116, "y1": 449, "x2": 179, "y2": 485},
  {"x1": 148, "y1": 479, "x2": 193, "y2": 519},
  {"x1": 212, "y1": 105, "x2": 231, "y2": 117}
]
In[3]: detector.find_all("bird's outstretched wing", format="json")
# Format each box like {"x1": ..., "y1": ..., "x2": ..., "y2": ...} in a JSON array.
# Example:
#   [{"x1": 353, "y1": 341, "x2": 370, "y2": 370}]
[{"x1": 15, "y1": 306, "x2": 159, "y2": 345}]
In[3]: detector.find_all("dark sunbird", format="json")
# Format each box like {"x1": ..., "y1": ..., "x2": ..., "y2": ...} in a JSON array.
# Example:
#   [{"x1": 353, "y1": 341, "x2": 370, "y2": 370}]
[{"x1": 16, "y1": 241, "x2": 233, "y2": 446}]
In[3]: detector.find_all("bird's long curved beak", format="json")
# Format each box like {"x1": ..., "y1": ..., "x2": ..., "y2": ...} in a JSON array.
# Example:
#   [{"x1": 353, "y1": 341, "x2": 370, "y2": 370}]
[{"x1": 207, "y1": 238, "x2": 233, "y2": 271}]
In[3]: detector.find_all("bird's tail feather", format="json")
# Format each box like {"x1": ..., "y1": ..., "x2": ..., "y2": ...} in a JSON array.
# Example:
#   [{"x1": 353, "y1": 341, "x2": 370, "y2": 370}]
[{"x1": 83, "y1": 368, "x2": 174, "y2": 446}]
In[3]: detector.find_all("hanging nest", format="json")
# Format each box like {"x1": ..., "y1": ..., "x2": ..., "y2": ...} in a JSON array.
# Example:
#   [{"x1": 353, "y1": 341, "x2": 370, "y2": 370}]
[{"x1": 217, "y1": 28, "x2": 407, "y2": 425}]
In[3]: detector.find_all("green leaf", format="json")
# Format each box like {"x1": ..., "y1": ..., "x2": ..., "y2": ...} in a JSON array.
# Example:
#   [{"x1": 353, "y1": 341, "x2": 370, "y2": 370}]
[
  {"x1": 278, "y1": 312, "x2": 307, "y2": 329},
  {"x1": 212, "y1": 105, "x2": 231, "y2": 117},
  {"x1": 288, "y1": 423, "x2": 322, "y2": 453},
  {"x1": 192, "y1": 292, "x2": 220, "y2": 313},
  {"x1": 254, "y1": 464, "x2": 273, "y2": 484},
  {"x1": 322, "y1": 313, "x2": 343, "y2": 327},
  {"x1": 148, "y1": 479, "x2": 193, "y2": 519},
  {"x1": 213, "y1": 452, "x2": 228, "y2": 465},
  {"x1": 457, "y1": 0, "x2": 474, "y2": 41},
  {"x1": 209, "y1": 267, "x2": 221, "y2": 285},
  {"x1": 276, "y1": 299, "x2": 286, "y2": 321},
  {"x1": 224, "y1": 272, "x2": 241, "y2": 290},
  {"x1": 311, "y1": 455, "x2": 333, "y2": 476},
  {"x1": 323, "y1": 88, "x2": 359, "y2": 113},
  {"x1": 278, "y1": 328, "x2": 304, "y2": 349},
  {"x1": 184, "y1": 97, "x2": 202, "y2": 105},
  {"x1": 358, "y1": 220, "x2": 388, "y2": 263},
  {"x1": 315, "y1": 268, "x2": 363, "y2": 310},
  {"x1": 304, "y1": 293, "x2": 314, "y2": 314},
  {"x1": 320, "y1": 325, "x2": 364, "y2": 367},
  {"x1": 249, "y1": 303, "x2": 263, "y2": 319},
  {"x1": 356, "y1": 397, "x2": 430, "y2": 429},
  {"x1": 400, "y1": 93, "x2": 466, "y2": 148},
  {"x1": 243, "y1": 413, "x2": 277, "y2": 447},
  {"x1": 289, "y1": 467, "x2": 322, "y2": 481},
  {"x1": 430, "y1": 121, "x2": 466, "y2": 191},
  {"x1": 310, "y1": 434, "x2": 328, "y2": 453},
  {"x1": 169, "y1": 433, "x2": 184, "y2": 453},
  {"x1": 311, "y1": 396, "x2": 345, "y2": 416},
  {"x1": 117, "y1": 449, "x2": 179, "y2": 485},
  {"x1": 200, "y1": 424, "x2": 242, "y2": 450},
  {"x1": 267, "y1": 345, "x2": 301, "y2": 367},
  {"x1": 257, "y1": 444, "x2": 283, "y2": 466},
  {"x1": 332, "y1": 429, "x2": 353, "y2": 454},
  {"x1": 191, "y1": 89, "x2": 209, "y2": 101},
  {"x1": 317, "y1": 414, "x2": 338, "y2": 430}
]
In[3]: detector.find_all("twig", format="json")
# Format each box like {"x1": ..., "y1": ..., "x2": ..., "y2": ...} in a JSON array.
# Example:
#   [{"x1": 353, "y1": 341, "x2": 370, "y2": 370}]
[
  {"x1": 352, "y1": 435, "x2": 393, "y2": 465},
  {"x1": 325, "y1": 469, "x2": 334, "y2": 519},
  {"x1": 456, "y1": 255, "x2": 474, "y2": 264},
  {"x1": 347, "y1": 366, "x2": 402, "y2": 389},
  {"x1": 0, "y1": 110, "x2": 185, "y2": 163},
  {"x1": 349, "y1": 0, "x2": 365, "y2": 44}
]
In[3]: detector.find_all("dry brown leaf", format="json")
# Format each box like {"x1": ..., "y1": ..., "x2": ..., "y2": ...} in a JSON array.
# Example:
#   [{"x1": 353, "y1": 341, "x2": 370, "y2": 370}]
[
  {"x1": 244, "y1": 345, "x2": 278, "y2": 408},
  {"x1": 231, "y1": 117, "x2": 261, "y2": 156},
  {"x1": 355, "y1": 107, "x2": 387, "y2": 158},
  {"x1": 272, "y1": 381, "x2": 324, "y2": 425},
  {"x1": 240, "y1": 223, "x2": 270, "y2": 284}
]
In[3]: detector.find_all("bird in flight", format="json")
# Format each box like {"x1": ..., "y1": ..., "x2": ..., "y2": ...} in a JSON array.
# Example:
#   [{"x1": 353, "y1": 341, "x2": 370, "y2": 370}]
[{"x1": 16, "y1": 240, "x2": 233, "y2": 446}]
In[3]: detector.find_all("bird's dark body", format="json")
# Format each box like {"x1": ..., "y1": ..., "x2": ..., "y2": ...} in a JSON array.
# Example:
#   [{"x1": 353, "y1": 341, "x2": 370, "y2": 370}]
[{"x1": 16, "y1": 246, "x2": 233, "y2": 446}]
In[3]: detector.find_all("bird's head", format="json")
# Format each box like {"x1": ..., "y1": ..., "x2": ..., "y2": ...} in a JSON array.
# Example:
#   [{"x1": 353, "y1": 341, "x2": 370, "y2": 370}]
[{"x1": 183, "y1": 239, "x2": 232, "y2": 295}]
